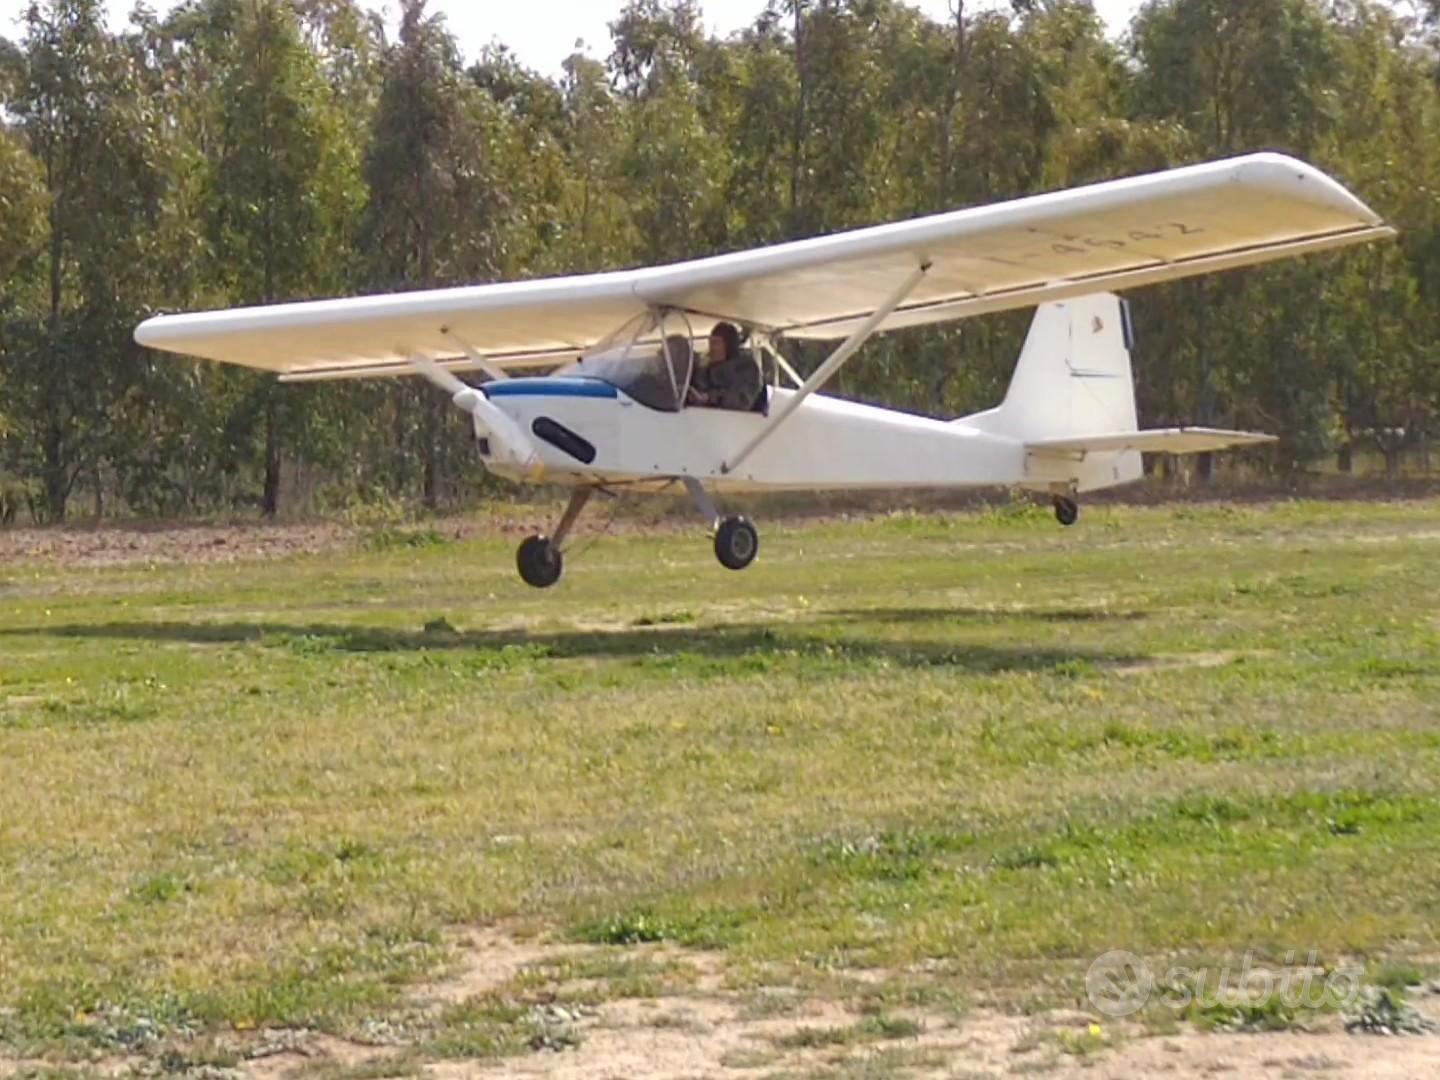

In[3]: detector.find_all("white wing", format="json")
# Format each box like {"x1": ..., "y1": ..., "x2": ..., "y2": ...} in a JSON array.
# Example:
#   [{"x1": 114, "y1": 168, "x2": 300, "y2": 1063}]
[{"x1": 135, "y1": 153, "x2": 1392, "y2": 380}]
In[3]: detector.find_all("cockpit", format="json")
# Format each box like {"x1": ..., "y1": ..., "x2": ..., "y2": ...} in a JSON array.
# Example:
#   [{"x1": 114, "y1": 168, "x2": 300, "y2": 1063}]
[{"x1": 560, "y1": 309, "x2": 767, "y2": 413}]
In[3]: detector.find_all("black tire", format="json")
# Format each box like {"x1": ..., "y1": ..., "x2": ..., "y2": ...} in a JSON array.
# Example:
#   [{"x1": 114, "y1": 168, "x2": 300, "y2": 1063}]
[
  {"x1": 1053, "y1": 495, "x2": 1080, "y2": 527},
  {"x1": 516, "y1": 534, "x2": 563, "y2": 588},
  {"x1": 714, "y1": 515, "x2": 759, "y2": 570}
]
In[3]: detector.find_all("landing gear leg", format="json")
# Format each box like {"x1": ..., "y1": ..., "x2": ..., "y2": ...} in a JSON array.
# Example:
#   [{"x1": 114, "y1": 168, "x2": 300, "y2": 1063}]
[
  {"x1": 1052, "y1": 494, "x2": 1079, "y2": 527},
  {"x1": 681, "y1": 476, "x2": 720, "y2": 530},
  {"x1": 682, "y1": 477, "x2": 760, "y2": 571},
  {"x1": 516, "y1": 487, "x2": 593, "y2": 588}
]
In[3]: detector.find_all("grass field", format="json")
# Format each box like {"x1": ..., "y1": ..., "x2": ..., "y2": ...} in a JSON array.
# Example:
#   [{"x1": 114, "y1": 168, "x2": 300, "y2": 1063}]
[{"x1": 2, "y1": 498, "x2": 1439, "y2": 1073}]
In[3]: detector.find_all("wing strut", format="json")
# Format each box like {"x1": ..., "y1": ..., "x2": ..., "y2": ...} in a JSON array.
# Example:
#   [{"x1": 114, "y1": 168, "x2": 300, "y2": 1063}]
[
  {"x1": 441, "y1": 327, "x2": 510, "y2": 381},
  {"x1": 404, "y1": 354, "x2": 538, "y2": 472},
  {"x1": 722, "y1": 262, "x2": 930, "y2": 474}
]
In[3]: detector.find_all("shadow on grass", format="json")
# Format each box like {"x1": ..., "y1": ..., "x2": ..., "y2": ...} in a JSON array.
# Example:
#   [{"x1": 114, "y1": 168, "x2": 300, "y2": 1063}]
[
  {"x1": 832, "y1": 606, "x2": 1149, "y2": 625},
  {"x1": 0, "y1": 617, "x2": 1139, "y2": 675}
]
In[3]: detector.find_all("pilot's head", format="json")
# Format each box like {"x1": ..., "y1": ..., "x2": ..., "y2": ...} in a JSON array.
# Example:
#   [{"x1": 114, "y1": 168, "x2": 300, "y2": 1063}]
[{"x1": 708, "y1": 321, "x2": 740, "y2": 365}]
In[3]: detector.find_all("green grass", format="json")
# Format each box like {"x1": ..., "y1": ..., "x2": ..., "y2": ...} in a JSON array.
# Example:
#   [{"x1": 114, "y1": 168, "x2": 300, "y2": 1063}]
[{"x1": 1, "y1": 498, "x2": 1439, "y2": 1059}]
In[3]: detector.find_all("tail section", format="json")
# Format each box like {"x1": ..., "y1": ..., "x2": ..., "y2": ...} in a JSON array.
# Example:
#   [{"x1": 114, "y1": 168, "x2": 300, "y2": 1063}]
[
  {"x1": 956, "y1": 293, "x2": 1273, "y2": 493},
  {"x1": 956, "y1": 293, "x2": 1143, "y2": 492},
  {"x1": 974, "y1": 293, "x2": 1138, "y2": 442}
]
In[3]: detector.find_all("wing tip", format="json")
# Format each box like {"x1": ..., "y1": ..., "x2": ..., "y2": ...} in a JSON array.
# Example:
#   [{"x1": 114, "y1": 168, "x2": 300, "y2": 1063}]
[
  {"x1": 1229, "y1": 152, "x2": 1386, "y2": 226},
  {"x1": 133, "y1": 316, "x2": 161, "y2": 348}
]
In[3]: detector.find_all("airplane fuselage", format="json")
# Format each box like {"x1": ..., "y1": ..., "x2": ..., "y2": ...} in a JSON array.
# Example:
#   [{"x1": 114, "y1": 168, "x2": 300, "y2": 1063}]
[{"x1": 479, "y1": 377, "x2": 1029, "y2": 493}]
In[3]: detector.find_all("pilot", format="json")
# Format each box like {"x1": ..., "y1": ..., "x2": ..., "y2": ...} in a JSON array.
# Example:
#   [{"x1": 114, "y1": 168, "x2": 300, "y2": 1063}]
[{"x1": 687, "y1": 321, "x2": 762, "y2": 410}]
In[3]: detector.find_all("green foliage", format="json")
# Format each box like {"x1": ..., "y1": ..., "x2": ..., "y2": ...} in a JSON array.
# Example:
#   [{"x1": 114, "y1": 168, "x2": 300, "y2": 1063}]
[
  {"x1": 0, "y1": 0, "x2": 1438, "y2": 520},
  {"x1": 0, "y1": 128, "x2": 48, "y2": 282}
]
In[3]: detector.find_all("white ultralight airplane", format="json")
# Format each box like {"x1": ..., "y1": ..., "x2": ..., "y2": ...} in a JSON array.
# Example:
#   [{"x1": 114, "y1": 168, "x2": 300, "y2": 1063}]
[{"x1": 136, "y1": 153, "x2": 1392, "y2": 587}]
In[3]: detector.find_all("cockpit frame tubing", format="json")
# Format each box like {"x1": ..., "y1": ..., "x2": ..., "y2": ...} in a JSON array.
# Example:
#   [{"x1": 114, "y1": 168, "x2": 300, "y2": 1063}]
[{"x1": 753, "y1": 334, "x2": 804, "y2": 389}]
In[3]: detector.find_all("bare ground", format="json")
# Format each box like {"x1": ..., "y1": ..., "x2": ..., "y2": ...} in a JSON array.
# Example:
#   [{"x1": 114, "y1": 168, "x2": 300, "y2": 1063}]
[
  {"x1": 403, "y1": 930, "x2": 1440, "y2": 1080},
  {"x1": 8, "y1": 928, "x2": 1435, "y2": 1080},
  {"x1": 4, "y1": 474, "x2": 1440, "y2": 569},
  {"x1": 0, "y1": 521, "x2": 356, "y2": 568}
]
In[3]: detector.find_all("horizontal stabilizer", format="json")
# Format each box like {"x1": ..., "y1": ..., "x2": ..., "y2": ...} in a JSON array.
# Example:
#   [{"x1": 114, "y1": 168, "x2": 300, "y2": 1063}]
[{"x1": 1027, "y1": 427, "x2": 1277, "y2": 457}]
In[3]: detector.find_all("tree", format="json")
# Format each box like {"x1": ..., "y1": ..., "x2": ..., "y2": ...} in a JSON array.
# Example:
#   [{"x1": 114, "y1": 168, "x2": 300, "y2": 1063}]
[
  {"x1": 611, "y1": 1, "x2": 722, "y2": 264},
  {"x1": 0, "y1": 127, "x2": 48, "y2": 285},
  {"x1": 204, "y1": 0, "x2": 362, "y2": 516},
  {"x1": 360, "y1": 0, "x2": 510, "y2": 507},
  {"x1": 0, "y1": 0, "x2": 167, "y2": 521},
  {"x1": 545, "y1": 52, "x2": 636, "y2": 271}
]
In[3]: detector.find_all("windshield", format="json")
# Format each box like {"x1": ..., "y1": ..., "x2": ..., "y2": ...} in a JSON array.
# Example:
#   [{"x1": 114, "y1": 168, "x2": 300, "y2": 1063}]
[{"x1": 561, "y1": 310, "x2": 695, "y2": 412}]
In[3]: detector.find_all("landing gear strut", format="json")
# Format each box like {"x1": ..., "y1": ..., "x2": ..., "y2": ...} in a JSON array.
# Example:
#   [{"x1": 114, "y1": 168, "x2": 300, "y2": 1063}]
[
  {"x1": 1052, "y1": 494, "x2": 1079, "y2": 527},
  {"x1": 516, "y1": 487, "x2": 592, "y2": 588},
  {"x1": 683, "y1": 477, "x2": 760, "y2": 571}
]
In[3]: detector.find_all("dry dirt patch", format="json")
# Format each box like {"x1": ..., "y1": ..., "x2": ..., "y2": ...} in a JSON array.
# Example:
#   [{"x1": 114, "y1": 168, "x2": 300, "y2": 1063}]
[
  {"x1": 6, "y1": 928, "x2": 1440, "y2": 1078},
  {"x1": 0, "y1": 522, "x2": 354, "y2": 568},
  {"x1": 250, "y1": 928, "x2": 1440, "y2": 1079}
]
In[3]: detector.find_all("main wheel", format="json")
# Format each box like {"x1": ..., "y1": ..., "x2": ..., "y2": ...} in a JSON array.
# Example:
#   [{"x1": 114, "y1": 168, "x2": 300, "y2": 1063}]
[
  {"x1": 1053, "y1": 495, "x2": 1079, "y2": 527},
  {"x1": 516, "y1": 535, "x2": 563, "y2": 588},
  {"x1": 714, "y1": 515, "x2": 759, "y2": 570}
]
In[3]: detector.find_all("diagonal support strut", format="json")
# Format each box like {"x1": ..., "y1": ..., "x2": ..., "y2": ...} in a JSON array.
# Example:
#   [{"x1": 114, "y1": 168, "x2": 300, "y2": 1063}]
[
  {"x1": 551, "y1": 487, "x2": 593, "y2": 548},
  {"x1": 722, "y1": 262, "x2": 930, "y2": 475},
  {"x1": 441, "y1": 327, "x2": 511, "y2": 382},
  {"x1": 681, "y1": 476, "x2": 720, "y2": 530}
]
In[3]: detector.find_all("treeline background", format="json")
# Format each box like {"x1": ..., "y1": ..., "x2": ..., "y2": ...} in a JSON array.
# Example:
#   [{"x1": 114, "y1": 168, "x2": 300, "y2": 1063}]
[{"x1": 0, "y1": 0, "x2": 1437, "y2": 522}]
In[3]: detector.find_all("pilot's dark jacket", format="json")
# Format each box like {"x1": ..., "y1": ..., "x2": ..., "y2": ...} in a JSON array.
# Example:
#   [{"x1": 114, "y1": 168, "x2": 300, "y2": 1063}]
[{"x1": 691, "y1": 352, "x2": 763, "y2": 411}]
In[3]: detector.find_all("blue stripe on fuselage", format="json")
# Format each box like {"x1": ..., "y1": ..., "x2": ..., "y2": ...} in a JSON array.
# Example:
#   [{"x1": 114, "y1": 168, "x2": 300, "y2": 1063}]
[{"x1": 486, "y1": 377, "x2": 618, "y2": 400}]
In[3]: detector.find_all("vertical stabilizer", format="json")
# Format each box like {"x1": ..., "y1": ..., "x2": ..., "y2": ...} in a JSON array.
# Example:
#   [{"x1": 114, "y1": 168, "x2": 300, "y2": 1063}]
[
  {"x1": 955, "y1": 293, "x2": 1143, "y2": 492},
  {"x1": 988, "y1": 293, "x2": 1137, "y2": 440}
]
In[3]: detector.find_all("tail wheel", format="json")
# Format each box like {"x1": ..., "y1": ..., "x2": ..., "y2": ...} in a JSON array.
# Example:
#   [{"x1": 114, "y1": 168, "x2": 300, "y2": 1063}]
[
  {"x1": 714, "y1": 515, "x2": 759, "y2": 570},
  {"x1": 517, "y1": 534, "x2": 563, "y2": 588},
  {"x1": 1053, "y1": 495, "x2": 1079, "y2": 527}
]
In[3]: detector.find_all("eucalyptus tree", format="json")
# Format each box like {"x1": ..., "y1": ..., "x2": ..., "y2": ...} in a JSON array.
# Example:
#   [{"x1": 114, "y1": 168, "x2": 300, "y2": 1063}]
[
  {"x1": 721, "y1": 10, "x2": 798, "y2": 248},
  {"x1": 360, "y1": 0, "x2": 511, "y2": 506},
  {"x1": 0, "y1": 128, "x2": 48, "y2": 286},
  {"x1": 0, "y1": 124, "x2": 48, "y2": 518},
  {"x1": 1127, "y1": 0, "x2": 1346, "y2": 472},
  {"x1": 548, "y1": 51, "x2": 638, "y2": 272},
  {"x1": 609, "y1": 0, "x2": 723, "y2": 264},
  {"x1": 204, "y1": 0, "x2": 363, "y2": 516},
  {"x1": 0, "y1": 0, "x2": 168, "y2": 521},
  {"x1": 1318, "y1": 2, "x2": 1440, "y2": 475}
]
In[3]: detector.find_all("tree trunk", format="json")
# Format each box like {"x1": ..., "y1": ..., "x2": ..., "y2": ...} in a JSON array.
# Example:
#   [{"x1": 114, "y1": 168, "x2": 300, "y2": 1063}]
[
  {"x1": 262, "y1": 399, "x2": 282, "y2": 518},
  {"x1": 1337, "y1": 443, "x2": 1353, "y2": 473},
  {"x1": 422, "y1": 394, "x2": 440, "y2": 510},
  {"x1": 1195, "y1": 451, "x2": 1214, "y2": 484},
  {"x1": 937, "y1": 2, "x2": 965, "y2": 205},
  {"x1": 42, "y1": 420, "x2": 68, "y2": 524},
  {"x1": 1384, "y1": 444, "x2": 1401, "y2": 482},
  {"x1": 789, "y1": 0, "x2": 807, "y2": 231}
]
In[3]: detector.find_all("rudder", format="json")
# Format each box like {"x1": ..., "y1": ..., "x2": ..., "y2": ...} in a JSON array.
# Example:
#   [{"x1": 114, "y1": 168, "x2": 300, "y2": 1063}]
[
  {"x1": 987, "y1": 293, "x2": 1137, "y2": 441},
  {"x1": 955, "y1": 293, "x2": 1143, "y2": 493}
]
